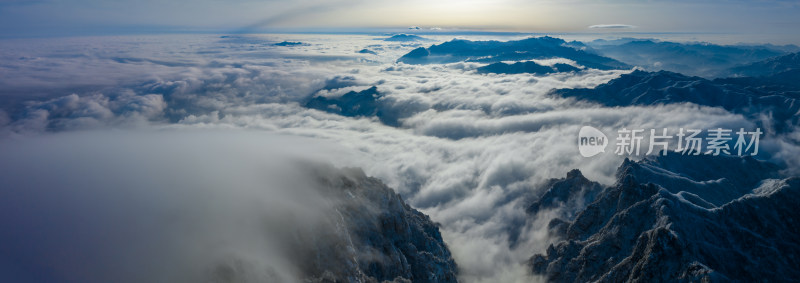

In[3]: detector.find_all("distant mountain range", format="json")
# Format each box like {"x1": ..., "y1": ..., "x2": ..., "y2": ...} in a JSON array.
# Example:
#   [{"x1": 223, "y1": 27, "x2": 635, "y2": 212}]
[
  {"x1": 553, "y1": 69, "x2": 800, "y2": 133},
  {"x1": 728, "y1": 52, "x2": 800, "y2": 77},
  {"x1": 307, "y1": 37, "x2": 800, "y2": 136},
  {"x1": 397, "y1": 36, "x2": 630, "y2": 70},
  {"x1": 393, "y1": 36, "x2": 800, "y2": 78},
  {"x1": 383, "y1": 34, "x2": 432, "y2": 42},
  {"x1": 528, "y1": 154, "x2": 799, "y2": 282},
  {"x1": 581, "y1": 39, "x2": 797, "y2": 78},
  {"x1": 477, "y1": 61, "x2": 581, "y2": 75}
]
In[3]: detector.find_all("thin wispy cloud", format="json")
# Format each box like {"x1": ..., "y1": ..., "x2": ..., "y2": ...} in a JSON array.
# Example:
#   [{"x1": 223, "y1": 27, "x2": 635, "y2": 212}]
[
  {"x1": 589, "y1": 24, "x2": 636, "y2": 29},
  {"x1": 1, "y1": 0, "x2": 799, "y2": 40}
]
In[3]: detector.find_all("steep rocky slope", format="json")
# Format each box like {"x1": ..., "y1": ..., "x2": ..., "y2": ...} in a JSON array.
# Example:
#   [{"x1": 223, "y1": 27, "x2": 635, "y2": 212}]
[
  {"x1": 529, "y1": 155, "x2": 799, "y2": 282},
  {"x1": 294, "y1": 165, "x2": 459, "y2": 283}
]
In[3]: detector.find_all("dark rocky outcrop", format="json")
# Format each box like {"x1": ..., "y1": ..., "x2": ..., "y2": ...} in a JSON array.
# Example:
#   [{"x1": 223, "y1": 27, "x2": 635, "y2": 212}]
[
  {"x1": 297, "y1": 165, "x2": 459, "y2": 283},
  {"x1": 529, "y1": 155, "x2": 799, "y2": 282},
  {"x1": 306, "y1": 86, "x2": 381, "y2": 118},
  {"x1": 527, "y1": 169, "x2": 603, "y2": 221}
]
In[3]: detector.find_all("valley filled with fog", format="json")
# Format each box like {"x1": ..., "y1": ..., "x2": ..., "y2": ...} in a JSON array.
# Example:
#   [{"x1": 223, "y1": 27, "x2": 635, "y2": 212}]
[{"x1": 1, "y1": 33, "x2": 799, "y2": 282}]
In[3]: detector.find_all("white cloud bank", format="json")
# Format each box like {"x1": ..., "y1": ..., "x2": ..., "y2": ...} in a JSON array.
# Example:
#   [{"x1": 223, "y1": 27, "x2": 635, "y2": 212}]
[
  {"x1": 0, "y1": 131, "x2": 360, "y2": 282},
  {"x1": 588, "y1": 24, "x2": 637, "y2": 29},
  {"x1": 1, "y1": 34, "x2": 799, "y2": 282}
]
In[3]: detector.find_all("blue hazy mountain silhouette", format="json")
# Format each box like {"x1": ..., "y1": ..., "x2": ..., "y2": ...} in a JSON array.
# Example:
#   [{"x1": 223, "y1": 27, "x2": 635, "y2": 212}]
[
  {"x1": 477, "y1": 61, "x2": 581, "y2": 75},
  {"x1": 585, "y1": 39, "x2": 790, "y2": 77},
  {"x1": 273, "y1": 41, "x2": 309, "y2": 47},
  {"x1": 529, "y1": 155, "x2": 798, "y2": 282},
  {"x1": 358, "y1": 48, "x2": 378, "y2": 55},
  {"x1": 397, "y1": 36, "x2": 630, "y2": 70},
  {"x1": 383, "y1": 34, "x2": 431, "y2": 42},
  {"x1": 728, "y1": 52, "x2": 800, "y2": 77},
  {"x1": 554, "y1": 70, "x2": 800, "y2": 132},
  {"x1": 712, "y1": 52, "x2": 800, "y2": 95}
]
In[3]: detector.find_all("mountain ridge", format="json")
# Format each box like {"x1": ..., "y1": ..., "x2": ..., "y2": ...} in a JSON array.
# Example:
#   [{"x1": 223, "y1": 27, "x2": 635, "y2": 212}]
[
  {"x1": 397, "y1": 37, "x2": 630, "y2": 70},
  {"x1": 528, "y1": 155, "x2": 799, "y2": 282}
]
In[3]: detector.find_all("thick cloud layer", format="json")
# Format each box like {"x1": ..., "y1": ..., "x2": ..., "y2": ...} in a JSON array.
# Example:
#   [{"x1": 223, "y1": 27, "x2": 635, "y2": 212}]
[
  {"x1": 0, "y1": 131, "x2": 357, "y2": 282},
  {"x1": 1, "y1": 34, "x2": 799, "y2": 282}
]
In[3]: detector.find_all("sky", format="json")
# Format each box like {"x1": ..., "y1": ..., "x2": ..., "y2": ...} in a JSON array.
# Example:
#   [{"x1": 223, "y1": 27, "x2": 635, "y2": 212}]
[
  {"x1": 1, "y1": 1, "x2": 800, "y2": 281},
  {"x1": 1, "y1": 0, "x2": 800, "y2": 42}
]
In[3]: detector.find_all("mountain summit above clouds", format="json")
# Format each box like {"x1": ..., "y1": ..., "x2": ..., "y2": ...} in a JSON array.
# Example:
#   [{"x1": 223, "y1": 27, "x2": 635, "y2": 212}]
[
  {"x1": 477, "y1": 61, "x2": 582, "y2": 75},
  {"x1": 582, "y1": 39, "x2": 791, "y2": 78},
  {"x1": 529, "y1": 154, "x2": 799, "y2": 282},
  {"x1": 383, "y1": 34, "x2": 432, "y2": 42},
  {"x1": 291, "y1": 164, "x2": 459, "y2": 283},
  {"x1": 397, "y1": 36, "x2": 630, "y2": 70},
  {"x1": 728, "y1": 52, "x2": 800, "y2": 77},
  {"x1": 553, "y1": 70, "x2": 800, "y2": 132}
]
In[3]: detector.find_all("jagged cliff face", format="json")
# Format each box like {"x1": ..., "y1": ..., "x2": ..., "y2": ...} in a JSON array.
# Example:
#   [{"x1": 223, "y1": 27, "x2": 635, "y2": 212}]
[
  {"x1": 193, "y1": 163, "x2": 460, "y2": 283},
  {"x1": 0, "y1": 135, "x2": 459, "y2": 283},
  {"x1": 295, "y1": 165, "x2": 459, "y2": 283},
  {"x1": 528, "y1": 155, "x2": 800, "y2": 282}
]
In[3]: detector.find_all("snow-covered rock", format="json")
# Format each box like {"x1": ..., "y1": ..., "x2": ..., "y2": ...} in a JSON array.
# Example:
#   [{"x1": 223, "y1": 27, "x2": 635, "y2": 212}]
[
  {"x1": 729, "y1": 52, "x2": 800, "y2": 77},
  {"x1": 297, "y1": 164, "x2": 459, "y2": 283},
  {"x1": 554, "y1": 70, "x2": 800, "y2": 132},
  {"x1": 529, "y1": 155, "x2": 799, "y2": 282}
]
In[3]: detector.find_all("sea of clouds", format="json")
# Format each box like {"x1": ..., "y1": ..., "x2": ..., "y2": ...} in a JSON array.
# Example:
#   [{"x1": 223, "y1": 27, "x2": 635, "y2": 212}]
[{"x1": 1, "y1": 33, "x2": 799, "y2": 282}]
